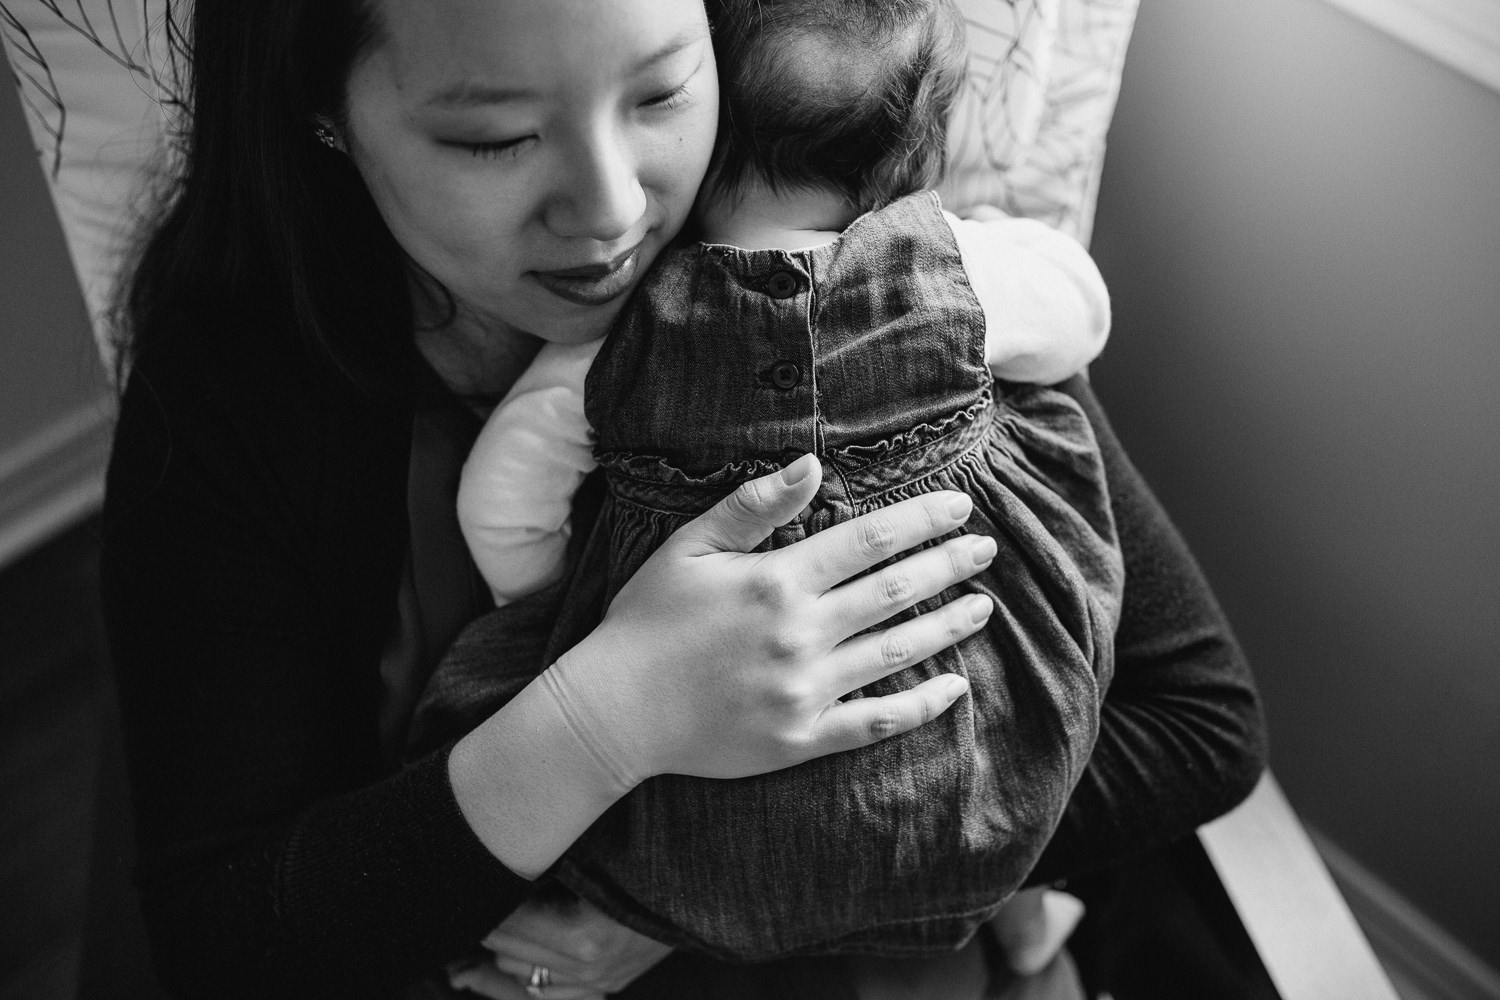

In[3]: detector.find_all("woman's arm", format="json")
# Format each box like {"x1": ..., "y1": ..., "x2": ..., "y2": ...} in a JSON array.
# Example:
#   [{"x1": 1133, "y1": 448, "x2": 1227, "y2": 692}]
[
  {"x1": 104, "y1": 332, "x2": 992, "y2": 997},
  {"x1": 102, "y1": 341, "x2": 532, "y2": 997},
  {"x1": 1025, "y1": 376, "x2": 1269, "y2": 885}
]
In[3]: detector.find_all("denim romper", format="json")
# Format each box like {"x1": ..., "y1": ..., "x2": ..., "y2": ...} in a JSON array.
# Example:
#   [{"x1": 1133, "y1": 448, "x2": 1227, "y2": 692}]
[
  {"x1": 410, "y1": 191, "x2": 1124, "y2": 961},
  {"x1": 528, "y1": 192, "x2": 1126, "y2": 960}
]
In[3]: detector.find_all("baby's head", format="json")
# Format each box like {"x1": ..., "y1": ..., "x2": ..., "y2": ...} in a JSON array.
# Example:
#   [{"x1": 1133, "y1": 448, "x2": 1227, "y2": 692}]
[{"x1": 702, "y1": 0, "x2": 967, "y2": 217}]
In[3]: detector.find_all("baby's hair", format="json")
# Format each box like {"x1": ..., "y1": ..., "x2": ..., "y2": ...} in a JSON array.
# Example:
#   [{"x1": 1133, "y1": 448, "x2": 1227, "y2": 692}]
[{"x1": 703, "y1": 0, "x2": 967, "y2": 214}]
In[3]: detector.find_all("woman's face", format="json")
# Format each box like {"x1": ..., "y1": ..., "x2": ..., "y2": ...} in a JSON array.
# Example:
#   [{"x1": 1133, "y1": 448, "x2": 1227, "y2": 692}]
[{"x1": 345, "y1": 0, "x2": 719, "y2": 345}]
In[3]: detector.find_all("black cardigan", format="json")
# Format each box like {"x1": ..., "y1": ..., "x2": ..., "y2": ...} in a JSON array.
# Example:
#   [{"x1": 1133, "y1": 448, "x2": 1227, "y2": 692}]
[{"x1": 101, "y1": 326, "x2": 1266, "y2": 997}]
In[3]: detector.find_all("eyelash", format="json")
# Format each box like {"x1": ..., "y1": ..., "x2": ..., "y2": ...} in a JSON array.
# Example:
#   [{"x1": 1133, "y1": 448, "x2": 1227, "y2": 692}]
[
  {"x1": 465, "y1": 138, "x2": 530, "y2": 160},
  {"x1": 459, "y1": 82, "x2": 691, "y2": 159},
  {"x1": 644, "y1": 82, "x2": 691, "y2": 110}
]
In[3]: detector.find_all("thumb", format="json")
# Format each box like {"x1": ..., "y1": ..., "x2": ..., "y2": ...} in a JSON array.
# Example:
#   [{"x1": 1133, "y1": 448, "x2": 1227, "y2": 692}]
[{"x1": 675, "y1": 454, "x2": 821, "y2": 556}]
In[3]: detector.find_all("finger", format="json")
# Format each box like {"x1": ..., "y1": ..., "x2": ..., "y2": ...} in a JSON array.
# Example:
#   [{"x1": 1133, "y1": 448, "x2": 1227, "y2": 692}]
[
  {"x1": 808, "y1": 673, "x2": 971, "y2": 756},
  {"x1": 672, "y1": 454, "x2": 821, "y2": 556},
  {"x1": 780, "y1": 491, "x2": 974, "y2": 594},
  {"x1": 482, "y1": 929, "x2": 581, "y2": 972},
  {"x1": 828, "y1": 592, "x2": 993, "y2": 694},
  {"x1": 818, "y1": 533, "x2": 997, "y2": 640},
  {"x1": 483, "y1": 927, "x2": 629, "y2": 982},
  {"x1": 489, "y1": 952, "x2": 619, "y2": 990},
  {"x1": 447, "y1": 959, "x2": 528, "y2": 1000},
  {"x1": 484, "y1": 899, "x2": 584, "y2": 953},
  {"x1": 492, "y1": 952, "x2": 557, "y2": 980},
  {"x1": 448, "y1": 959, "x2": 602, "y2": 1000}
]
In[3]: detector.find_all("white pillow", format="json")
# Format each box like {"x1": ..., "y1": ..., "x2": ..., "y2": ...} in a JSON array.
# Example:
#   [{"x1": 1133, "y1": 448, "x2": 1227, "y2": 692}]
[{"x1": 939, "y1": 0, "x2": 1141, "y2": 246}]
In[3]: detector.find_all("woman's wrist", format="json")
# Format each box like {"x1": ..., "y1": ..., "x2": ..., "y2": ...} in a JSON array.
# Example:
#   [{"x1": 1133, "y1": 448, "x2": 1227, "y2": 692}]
[
  {"x1": 448, "y1": 664, "x2": 636, "y2": 880},
  {"x1": 537, "y1": 660, "x2": 648, "y2": 791}
]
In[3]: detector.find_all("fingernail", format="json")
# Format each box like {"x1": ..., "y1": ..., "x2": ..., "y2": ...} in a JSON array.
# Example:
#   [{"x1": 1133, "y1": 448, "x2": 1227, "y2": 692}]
[
  {"x1": 970, "y1": 535, "x2": 997, "y2": 566},
  {"x1": 967, "y1": 594, "x2": 993, "y2": 623},
  {"x1": 946, "y1": 675, "x2": 970, "y2": 699},
  {"x1": 446, "y1": 958, "x2": 481, "y2": 983},
  {"x1": 947, "y1": 494, "x2": 972, "y2": 520},
  {"x1": 782, "y1": 454, "x2": 815, "y2": 485}
]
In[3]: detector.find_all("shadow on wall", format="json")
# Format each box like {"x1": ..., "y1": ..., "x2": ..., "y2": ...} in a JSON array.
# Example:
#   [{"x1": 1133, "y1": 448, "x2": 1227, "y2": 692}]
[{"x1": 1086, "y1": 0, "x2": 1500, "y2": 972}]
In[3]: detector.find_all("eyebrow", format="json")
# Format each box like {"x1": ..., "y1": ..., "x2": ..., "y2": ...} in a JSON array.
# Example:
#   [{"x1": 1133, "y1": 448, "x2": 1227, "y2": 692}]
[
  {"x1": 424, "y1": 26, "x2": 706, "y2": 109},
  {"x1": 426, "y1": 81, "x2": 534, "y2": 109}
]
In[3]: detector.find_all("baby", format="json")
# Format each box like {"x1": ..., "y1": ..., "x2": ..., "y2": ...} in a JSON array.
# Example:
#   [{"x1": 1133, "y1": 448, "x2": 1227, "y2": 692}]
[{"x1": 414, "y1": 0, "x2": 1119, "y2": 968}]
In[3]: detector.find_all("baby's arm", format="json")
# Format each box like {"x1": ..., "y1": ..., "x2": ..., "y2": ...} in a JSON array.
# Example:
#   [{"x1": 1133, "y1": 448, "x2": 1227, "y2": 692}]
[
  {"x1": 942, "y1": 208, "x2": 1111, "y2": 385},
  {"x1": 457, "y1": 339, "x2": 601, "y2": 606}
]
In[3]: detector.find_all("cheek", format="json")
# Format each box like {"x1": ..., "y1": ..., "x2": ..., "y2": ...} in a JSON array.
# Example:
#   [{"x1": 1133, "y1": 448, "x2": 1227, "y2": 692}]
[
  {"x1": 684, "y1": 122, "x2": 717, "y2": 185},
  {"x1": 659, "y1": 106, "x2": 720, "y2": 209},
  {"x1": 685, "y1": 76, "x2": 721, "y2": 181},
  {"x1": 370, "y1": 162, "x2": 526, "y2": 274}
]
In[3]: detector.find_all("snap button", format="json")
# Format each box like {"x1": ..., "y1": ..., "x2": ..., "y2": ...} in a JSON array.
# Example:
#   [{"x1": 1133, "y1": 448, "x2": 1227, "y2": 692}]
[
  {"x1": 769, "y1": 361, "x2": 802, "y2": 389},
  {"x1": 766, "y1": 270, "x2": 799, "y2": 299}
]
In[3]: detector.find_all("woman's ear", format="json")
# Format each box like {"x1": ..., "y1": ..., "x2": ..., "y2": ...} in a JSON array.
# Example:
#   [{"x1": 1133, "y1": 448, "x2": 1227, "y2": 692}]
[{"x1": 312, "y1": 115, "x2": 347, "y2": 153}]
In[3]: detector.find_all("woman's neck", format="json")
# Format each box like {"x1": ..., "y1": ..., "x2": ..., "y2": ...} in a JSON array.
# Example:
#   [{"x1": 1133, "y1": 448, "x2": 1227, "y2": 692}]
[
  {"x1": 696, "y1": 181, "x2": 858, "y2": 251},
  {"x1": 410, "y1": 273, "x2": 541, "y2": 405}
]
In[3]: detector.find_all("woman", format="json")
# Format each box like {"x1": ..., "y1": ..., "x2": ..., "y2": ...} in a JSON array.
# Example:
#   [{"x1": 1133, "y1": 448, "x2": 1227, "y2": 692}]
[{"x1": 100, "y1": 0, "x2": 1265, "y2": 998}]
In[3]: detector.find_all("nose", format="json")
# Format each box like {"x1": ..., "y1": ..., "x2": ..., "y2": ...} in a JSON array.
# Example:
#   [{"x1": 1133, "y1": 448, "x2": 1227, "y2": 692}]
[{"x1": 545, "y1": 124, "x2": 648, "y2": 243}]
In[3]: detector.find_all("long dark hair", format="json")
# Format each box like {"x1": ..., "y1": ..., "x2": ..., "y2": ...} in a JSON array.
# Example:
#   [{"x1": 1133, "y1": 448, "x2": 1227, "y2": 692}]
[{"x1": 117, "y1": 0, "x2": 410, "y2": 393}]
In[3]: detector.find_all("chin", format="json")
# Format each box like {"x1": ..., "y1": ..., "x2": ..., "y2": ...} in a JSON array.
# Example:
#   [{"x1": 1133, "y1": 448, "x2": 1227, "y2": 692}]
[{"x1": 531, "y1": 302, "x2": 624, "y2": 345}]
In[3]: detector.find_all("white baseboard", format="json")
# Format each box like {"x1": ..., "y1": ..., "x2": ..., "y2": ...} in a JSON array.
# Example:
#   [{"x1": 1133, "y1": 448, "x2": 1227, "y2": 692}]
[
  {"x1": 1313, "y1": 830, "x2": 1500, "y2": 1000},
  {"x1": 0, "y1": 401, "x2": 114, "y2": 569},
  {"x1": 1318, "y1": 0, "x2": 1500, "y2": 94}
]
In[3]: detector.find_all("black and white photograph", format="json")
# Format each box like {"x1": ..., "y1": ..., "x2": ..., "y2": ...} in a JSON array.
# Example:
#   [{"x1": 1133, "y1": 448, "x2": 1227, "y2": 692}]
[{"x1": 1, "y1": 1, "x2": 1496, "y2": 997}]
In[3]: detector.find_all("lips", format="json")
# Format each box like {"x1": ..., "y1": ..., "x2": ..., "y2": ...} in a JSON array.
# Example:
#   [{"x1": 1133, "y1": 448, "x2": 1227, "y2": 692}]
[{"x1": 531, "y1": 242, "x2": 643, "y2": 307}]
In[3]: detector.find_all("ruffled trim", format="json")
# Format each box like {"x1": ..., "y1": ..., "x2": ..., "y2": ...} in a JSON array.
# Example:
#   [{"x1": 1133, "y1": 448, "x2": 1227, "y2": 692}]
[
  {"x1": 836, "y1": 388, "x2": 991, "y2": 469},
  {"x1": 597, "y1": 387, "x2": 992, "y2": 490},
  {"x1": 594, "y1": 451, "x2": 790, "y2": 490}
]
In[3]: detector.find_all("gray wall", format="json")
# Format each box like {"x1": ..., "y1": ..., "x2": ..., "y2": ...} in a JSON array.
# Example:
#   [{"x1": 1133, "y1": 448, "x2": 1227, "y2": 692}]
[{"x1": 1088, "y1": 0, "x2": 1499, "y2": 968}]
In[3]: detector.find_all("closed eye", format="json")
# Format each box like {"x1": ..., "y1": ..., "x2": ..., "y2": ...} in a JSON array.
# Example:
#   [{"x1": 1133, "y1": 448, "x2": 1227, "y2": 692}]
[
  {"x1": 457, "y1": 136, "x2": 535, "y2": 160},
  {"x1": 642, "y1": 82, "x2": 691, "y2": 111}
]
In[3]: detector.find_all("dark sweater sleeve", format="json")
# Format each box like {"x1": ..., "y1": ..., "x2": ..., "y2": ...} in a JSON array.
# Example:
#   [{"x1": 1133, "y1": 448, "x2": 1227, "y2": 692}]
[
  {"x1": 101, "y1": 341, "x2": 532, "y2": 998},
  {"x1": 1024, "y1": 376, "x2": 1268, "y2": 886}
]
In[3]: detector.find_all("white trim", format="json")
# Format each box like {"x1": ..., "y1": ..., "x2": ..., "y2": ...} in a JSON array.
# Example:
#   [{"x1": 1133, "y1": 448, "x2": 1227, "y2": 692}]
[
  {"x1": 1318, "y1": 0, "x2": 1500, "y2": 94},
  {"x1": 0, "y1": 401, "x2": 114, "y2": 569},
  {"x1": 1198, "y1": 774, "x2": 1402, "y2": 1000},
  {"x1": 1313, "y1": 831, "x2": 1500, "y2": 1000}
]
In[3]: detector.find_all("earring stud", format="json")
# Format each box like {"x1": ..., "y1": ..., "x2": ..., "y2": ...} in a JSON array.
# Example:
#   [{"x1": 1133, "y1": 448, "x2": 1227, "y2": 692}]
[{"x1": 314, "y1": 124, "x2": 341, "y2": 151}]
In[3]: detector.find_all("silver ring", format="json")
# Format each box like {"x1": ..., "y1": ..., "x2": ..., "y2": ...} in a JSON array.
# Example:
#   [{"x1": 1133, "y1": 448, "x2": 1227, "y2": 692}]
[{"x1": 525, "y1": 964, "x2": 552, "y2": 998}]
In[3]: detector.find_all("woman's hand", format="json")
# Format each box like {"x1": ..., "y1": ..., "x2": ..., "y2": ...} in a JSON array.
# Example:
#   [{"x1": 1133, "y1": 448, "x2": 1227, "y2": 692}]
[
  {"x1": 542, "y1": 452, "x2": 996, "y2": 786},
  {"x1": 448, "y1": 898, "x2": 671, "y2": 999},
  {"x1": 450, "y1": 453, "x2": 994, "y2": 878}
]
